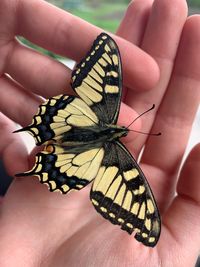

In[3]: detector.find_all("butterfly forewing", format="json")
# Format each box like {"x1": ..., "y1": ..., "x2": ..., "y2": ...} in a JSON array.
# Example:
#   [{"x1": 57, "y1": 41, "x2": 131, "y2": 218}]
[
  {"x1": 71, "y1": 33, "x2": 122, "y2": 124},
  {"x1": 15, "y1": 95, "x2": 99, "y2": 145},
  {"x1": 90, "y1": 141, "x2": 160, "y2": 247}
]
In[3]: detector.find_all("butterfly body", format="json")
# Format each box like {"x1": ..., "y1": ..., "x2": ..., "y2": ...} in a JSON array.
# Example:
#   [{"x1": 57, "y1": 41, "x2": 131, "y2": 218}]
[
  {"x1": 15, "y1": 33, "x2": 161, "y2": 247},
  {"x1": 61, "y1": 124, "x2": 128, "y2": 144}
]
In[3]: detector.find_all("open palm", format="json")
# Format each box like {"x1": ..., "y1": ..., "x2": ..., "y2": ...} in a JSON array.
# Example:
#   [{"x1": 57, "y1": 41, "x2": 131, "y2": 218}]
[{"x1": 0, "y1": 0, "x2": 200, "y2": 266}]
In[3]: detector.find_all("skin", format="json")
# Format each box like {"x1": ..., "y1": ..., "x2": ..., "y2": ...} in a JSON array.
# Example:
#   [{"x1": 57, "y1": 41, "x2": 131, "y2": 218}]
[{"x1": 0, "y1": 0, "x2": 200, "y2": 266}]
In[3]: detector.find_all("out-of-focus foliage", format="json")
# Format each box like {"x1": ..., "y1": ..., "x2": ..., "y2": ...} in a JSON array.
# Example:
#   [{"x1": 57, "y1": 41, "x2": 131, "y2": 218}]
[
  {"x1": 49, "y1": 1, "x2": 127, "y2": 33},
  {"x1": 70, "y1": 3, "x2": 126, "y2": 32},
  {"x1": 188, "y1": 0, "x2": 200, "y2": 7}
]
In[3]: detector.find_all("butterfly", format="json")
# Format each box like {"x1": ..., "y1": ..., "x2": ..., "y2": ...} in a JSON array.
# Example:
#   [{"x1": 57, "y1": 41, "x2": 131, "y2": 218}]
[{"x1": 15, "y1": 33, "x2": 161, "y2": 247}]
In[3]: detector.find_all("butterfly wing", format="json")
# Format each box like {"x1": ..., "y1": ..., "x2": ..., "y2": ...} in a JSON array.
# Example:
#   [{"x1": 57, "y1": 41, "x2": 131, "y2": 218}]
[
  {"x1": 71, "y1": 33, "x2": 122, "y2": 124},
  {"x1": 16, "y1": 143, "x2": 105, "y2": 194},
  {"x1": 90, "y1": 141, "x2": 161, "y2": 247},
  {"x1": 15, "y1": 95, "x2": 99, "y2": 145}
]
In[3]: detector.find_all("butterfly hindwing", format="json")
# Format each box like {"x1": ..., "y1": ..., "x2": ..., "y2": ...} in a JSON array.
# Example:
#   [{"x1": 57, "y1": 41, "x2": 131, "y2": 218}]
[
  {"x1": 90, "y1": 141, "x2": 161, "y2": 247},
  {"x1": 17, "y1": 143, "x2": 105, "y2": 194},
  {"x1": 71, "y1": 33, "x2": 122, "y2": 124}
]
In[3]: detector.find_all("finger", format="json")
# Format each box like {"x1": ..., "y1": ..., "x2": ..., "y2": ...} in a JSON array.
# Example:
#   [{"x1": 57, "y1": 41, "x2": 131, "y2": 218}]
[
  {"x1": 117, "y1": 0, "x2": 153, "y2": 46},
  {"x1": 125, "y1": 0, "x2": 188, "y2": 155},
  {"x1": 118, "y1": 103, "x2": 141, "y2": 144},
  {"x1": 116, "y1": 0, "x2": 154, "y2": 101},
  {"x1": 0, "y1": 75, "x2": 41, "y2": 126},
  {"x1": 142, "y1": 16, "x2": 200, "y2": 208},
  {"x1": 163, "y1": 144, "x2": 200, "y2": 265},
  {"x1": 0, "y1": 0, "x2": 159, "y2": 91},
  {"x1": 3, "y1": 40, "x2": 73, "y2": 97},
  {"x1": 0, "y1": 113, "x2": 28, "y2": 176}
]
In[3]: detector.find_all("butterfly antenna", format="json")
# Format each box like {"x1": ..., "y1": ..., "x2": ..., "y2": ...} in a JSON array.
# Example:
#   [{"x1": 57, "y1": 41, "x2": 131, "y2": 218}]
[
  {"x1": 127, "y1": 104, "x2": 155, "y2": 128},
  {"x1": 129, "y1": 129, "x2": 161, "y2": 136},
  {"x1": 127, "y1": 104, "x2": 161, "y2": 136}
]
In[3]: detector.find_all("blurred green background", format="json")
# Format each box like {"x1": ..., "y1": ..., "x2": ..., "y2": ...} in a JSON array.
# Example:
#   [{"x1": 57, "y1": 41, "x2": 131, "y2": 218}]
[
  {"x1": 48, "y1": 0, "x2": 200, "y2": 33},
  {"x1": 20, "y1": 0, "x2": 200, "y2": 58}
]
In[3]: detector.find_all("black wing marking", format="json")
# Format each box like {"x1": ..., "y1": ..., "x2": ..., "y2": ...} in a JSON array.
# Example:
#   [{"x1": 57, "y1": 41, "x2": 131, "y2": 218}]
[
  {"x1": 90, "y1": 141, "x2": 161, "y2": 247},
  {"x1": 71, "y1": 33, "x2": 122, "y2": 124}
]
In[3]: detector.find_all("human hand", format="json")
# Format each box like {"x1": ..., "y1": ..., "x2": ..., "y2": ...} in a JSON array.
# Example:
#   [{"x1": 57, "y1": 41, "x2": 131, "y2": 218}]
[{"x1": 0, "y1": 0, "x2": 200, "y2": 267}]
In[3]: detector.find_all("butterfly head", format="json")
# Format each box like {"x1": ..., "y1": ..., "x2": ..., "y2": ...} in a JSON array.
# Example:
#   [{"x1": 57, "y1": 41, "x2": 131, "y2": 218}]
[{"x1": 108, "y1": 125, "x2": 129, "y2": 140}]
